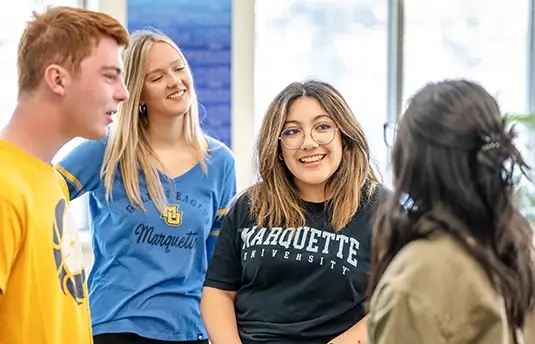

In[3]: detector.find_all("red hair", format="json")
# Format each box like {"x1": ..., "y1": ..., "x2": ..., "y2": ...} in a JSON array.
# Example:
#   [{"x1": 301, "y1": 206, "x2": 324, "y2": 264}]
[{"x1": 17, "y1": 6, "x2": 130, "y2": 93}]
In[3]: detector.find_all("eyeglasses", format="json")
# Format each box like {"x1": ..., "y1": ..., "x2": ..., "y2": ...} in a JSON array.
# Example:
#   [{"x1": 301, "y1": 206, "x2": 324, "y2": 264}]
[
  {"x1": 383, "y1": 122, "x2": 398, "y2": 148},
  {"x1": 279, "y1": 122, "x2": 339, "y2": 150}
]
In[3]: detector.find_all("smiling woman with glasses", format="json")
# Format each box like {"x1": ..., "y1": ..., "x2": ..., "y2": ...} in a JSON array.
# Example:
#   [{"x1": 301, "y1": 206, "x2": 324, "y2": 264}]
[{"x1": 201, "y1": 79, "x2": 390, "y2": 344}]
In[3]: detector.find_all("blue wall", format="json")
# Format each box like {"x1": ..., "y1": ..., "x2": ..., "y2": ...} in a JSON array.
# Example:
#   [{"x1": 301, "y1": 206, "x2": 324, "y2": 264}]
[{"x1": 128, "y1": 0, "x2": 232, "y2": 148}]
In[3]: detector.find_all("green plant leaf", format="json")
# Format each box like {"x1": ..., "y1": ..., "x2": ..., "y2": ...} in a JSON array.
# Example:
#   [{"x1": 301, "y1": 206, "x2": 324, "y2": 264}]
[{"x1": 505, "y1": 113, "x2": 535, "y2": 130}]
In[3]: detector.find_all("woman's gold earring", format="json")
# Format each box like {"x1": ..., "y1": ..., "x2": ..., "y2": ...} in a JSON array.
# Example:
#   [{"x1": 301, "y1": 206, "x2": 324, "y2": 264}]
[{"x1": 138, "y1": 103, "x2": 147, "y2": 114}]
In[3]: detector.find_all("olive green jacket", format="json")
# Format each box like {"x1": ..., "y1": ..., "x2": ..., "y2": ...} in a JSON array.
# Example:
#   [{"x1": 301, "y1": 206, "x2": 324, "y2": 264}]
[{"x1": 367, "y1": 234, "x2": 534, "y2": 344}]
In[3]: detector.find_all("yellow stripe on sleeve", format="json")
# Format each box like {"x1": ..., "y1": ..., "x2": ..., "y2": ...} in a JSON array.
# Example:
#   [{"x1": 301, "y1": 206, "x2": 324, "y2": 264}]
[{"x1": 54, "y1": 164, "x2": 84, "y2": 194}]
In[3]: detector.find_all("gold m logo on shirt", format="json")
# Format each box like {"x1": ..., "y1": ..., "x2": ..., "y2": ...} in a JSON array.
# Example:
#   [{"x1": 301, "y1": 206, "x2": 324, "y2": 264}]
[{"x1": 160, "y1": 204, "x2": 183, "y2": 226}]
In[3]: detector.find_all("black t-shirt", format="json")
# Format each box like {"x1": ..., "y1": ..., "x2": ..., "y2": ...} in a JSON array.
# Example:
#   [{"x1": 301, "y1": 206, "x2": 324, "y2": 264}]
[{"x1": 204, "y1": 184, "x2": 389, "y2": 344}]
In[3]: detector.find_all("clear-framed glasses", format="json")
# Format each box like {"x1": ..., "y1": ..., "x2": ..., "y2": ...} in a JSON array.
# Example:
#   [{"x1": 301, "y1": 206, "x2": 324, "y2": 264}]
[
  {"x1": 279, "y1": 122, "x2": 339, "y2": 150},
  {"x1": 383, "y1": 122, "x2": 398, "y2": 148}
]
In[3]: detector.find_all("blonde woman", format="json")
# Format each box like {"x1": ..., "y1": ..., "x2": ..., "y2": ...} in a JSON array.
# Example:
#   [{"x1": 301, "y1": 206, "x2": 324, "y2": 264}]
[
  {"x1": 201, "y1": 80, "x2": 389, "y2": 344},
  {"x1": 55, "y1": 30, "x2": 236, "y2": 344}
]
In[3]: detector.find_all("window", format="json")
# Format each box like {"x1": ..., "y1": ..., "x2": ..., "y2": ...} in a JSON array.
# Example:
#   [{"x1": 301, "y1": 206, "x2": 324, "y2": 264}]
[
  {"x1": 255, "y1": 0, "x2": 534, "y2": 196},
  {"x1": 254, "y1": 0, "x2": 390, "y2": 184},
  {"x1": 404, "y1": 0, "x2": 529, "y2": 114},
  {"x1": 403, "y1": 0, "x2": 534, "y2": 219},
  {"x1": 403, "y1": 0, "x2": 533, "y2": 166}
]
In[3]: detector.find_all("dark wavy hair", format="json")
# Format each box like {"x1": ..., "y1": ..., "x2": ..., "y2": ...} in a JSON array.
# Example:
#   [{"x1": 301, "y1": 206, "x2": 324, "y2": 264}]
[{"x1": 368, "y1": 79, "x2": 535, "y2": 328}]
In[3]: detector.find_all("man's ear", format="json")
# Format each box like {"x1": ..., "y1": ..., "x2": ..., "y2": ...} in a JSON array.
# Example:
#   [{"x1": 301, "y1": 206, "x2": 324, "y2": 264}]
[{"x1": 43, "y1": 64, "x2": 71, "y2": 96}]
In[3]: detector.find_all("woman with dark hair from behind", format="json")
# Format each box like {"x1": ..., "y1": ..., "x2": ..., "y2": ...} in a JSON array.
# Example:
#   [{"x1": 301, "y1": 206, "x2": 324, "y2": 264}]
[{"x1": 367, "y1": 79, "x2": 535, "y2": 344}]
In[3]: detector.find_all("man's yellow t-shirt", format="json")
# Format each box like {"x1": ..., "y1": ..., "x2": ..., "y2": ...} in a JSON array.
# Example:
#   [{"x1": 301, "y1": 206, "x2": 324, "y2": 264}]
[{"x1": 0, "y1": 141, "x2": 92, "y2": 343}]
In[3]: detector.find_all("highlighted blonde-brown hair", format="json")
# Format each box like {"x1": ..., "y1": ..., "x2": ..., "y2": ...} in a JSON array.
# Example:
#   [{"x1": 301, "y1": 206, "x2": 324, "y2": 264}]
[
  {"x1": 250, "y1": 80, "x2": 380, "y2": 231},
  {"x1": 17, "y1": 6, "x2": 129, "y2": 94}
]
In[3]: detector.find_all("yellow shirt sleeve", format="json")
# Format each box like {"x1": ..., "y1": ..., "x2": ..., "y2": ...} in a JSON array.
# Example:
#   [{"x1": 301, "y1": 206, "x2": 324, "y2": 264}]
[
  {"x1": 55, "y1": 170, "x2": 71, "y2": 202},
  {"x1": 0, "y1": 196, "x2": 24, "y2": 293}
]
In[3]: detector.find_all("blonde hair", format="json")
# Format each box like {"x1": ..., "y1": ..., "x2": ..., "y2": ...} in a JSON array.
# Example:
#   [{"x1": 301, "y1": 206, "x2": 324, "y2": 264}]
[
  {"x1": 250, "y1": 80, "x2": 380, "y2": 231},
  {"x1": 101, "y1": 30, "x2": 207, "y2": 212}
]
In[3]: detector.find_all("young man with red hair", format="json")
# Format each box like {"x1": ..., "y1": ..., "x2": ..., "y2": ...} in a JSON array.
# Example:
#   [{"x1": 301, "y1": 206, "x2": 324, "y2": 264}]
[{"x1": 0, "y1": 6, "x2": 129, "y2": 343}]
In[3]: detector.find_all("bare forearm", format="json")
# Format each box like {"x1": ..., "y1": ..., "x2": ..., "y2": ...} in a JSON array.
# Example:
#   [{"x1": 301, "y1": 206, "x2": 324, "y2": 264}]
[
  {"x1": 201, "y1": 287, "x2": 242, "y2": 344},
  {"x1": 329, "y1": 314, "x2": 368, "y2": 344}
]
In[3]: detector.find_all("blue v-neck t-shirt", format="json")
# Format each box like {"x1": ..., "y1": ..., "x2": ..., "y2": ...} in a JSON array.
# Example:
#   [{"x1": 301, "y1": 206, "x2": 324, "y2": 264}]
[{"x1": 56, "y1": 136, "x2": 236, "y2": 341}]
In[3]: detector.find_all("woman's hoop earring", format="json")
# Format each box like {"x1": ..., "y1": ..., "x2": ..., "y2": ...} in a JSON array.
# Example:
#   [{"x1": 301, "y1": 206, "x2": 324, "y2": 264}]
[
  {"x1": 139, "y1": 103, "x2": 147, "y2": 114},
  {"x1": 278, "y1": 154, "x2": 284, "y2": 161}
]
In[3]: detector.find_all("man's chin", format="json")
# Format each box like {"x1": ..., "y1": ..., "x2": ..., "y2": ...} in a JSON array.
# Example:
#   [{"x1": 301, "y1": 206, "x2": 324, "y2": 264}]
[{"x1": 78, "y1": 127, "x2": 108, "y2": 141}]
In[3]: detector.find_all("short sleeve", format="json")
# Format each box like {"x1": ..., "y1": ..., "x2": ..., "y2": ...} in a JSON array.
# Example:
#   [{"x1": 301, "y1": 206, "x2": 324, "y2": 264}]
[
  {"x1": 0, "y1": 196, "x2": 24, "y2": 293},
  {"x1": 206, "y1": 152, "x2": 237, "y2": 260},
  {"x1": 367, "y1": 284, "x2": 446, "y2": 344},
  {"x1": 55, "y1": 138, "x2": 107, "y2": 200},
  {"x1": 203, "y1": 194, "x2": 244, "y2": 291}
]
